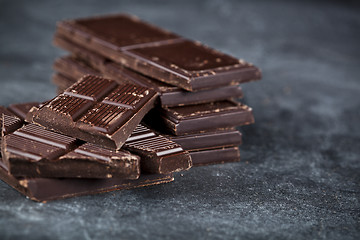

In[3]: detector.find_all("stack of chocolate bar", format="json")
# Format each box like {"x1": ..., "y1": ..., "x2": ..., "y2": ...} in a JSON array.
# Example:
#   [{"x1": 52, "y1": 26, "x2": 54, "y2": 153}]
[
  {"x1": 0, "y1": 14, "x2": 260, "y2": 202},
  {"x1": 52, "y1": 14, "x2": 261, "y2": 166}
]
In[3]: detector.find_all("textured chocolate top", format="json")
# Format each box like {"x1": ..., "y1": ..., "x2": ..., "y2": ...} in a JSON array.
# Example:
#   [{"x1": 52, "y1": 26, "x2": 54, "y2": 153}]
[
  {"x1": 125, "y1": 124, "x2": 184, "y2": 157},
  {"x1": 61, "y1": 143, "x2": 135, "y2": 163},
  {"x1": 2, "y1": 122, "x2": 140, "y2": 178},
  {"x1": 124, "y1": 124, "x2": 192, "y2": 173},
  {"x1": 2, "y1": 102, "x2": 188, "y2": 175},
  {"x1": 0, "y1": 107, "x2": 23, "y2": 135},
  {"x1": 49, "y1": 75, "x2": 153, "y2": 134},
  {"x1": 29, "y1": 75, "x2": 157, "y2": 149}
]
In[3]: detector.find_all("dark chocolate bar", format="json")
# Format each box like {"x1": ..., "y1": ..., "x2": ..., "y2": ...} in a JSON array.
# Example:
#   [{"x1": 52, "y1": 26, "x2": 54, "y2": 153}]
[
  {"x1": 124, "y1": 124, "x2": 192, "y2": 174},
  {"x1": 6, "y1": 102, "x2": 191, "y2": 175},
  {"x1": 189, "y1": 147, "x2": 240, "y2": 166},
  {"x1": 52, "y1": 37, "x2": 244, "y2": 107},
  {"x1": 144, "y1": 100, "x2": 254, "y2": 135},
  {"x1": 0, "y1": 159, "x2": 173, "y2": 202},
  {"x1": 28, "y1": 75, "x2": 158, "y2": 149},
  {"x1": 1, "y1": 121, "x2": 140, "y2": 179},
  {"x1": 0, "y1": 107, "x2": 23, "y2": 135},
  {"x1": 55, "y1": 14, "x2": 261, "y2": 91},
  {"x1": 167, "y1": 129, "x2": 242, "y2": 151}
]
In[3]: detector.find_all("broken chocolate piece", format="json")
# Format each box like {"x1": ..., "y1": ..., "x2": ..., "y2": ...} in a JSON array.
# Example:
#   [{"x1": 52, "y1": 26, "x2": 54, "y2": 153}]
[
  {"x1": 124, "y1": 124, "x2": 192, "y2": 174},
  {"x1": 28, "y1": 75, "x2": 158, "y2": 149},
  {"x1": 1, "y1": 122, "x2": 140, "y2": 179},
  {"x1": 0, "y1": 107, "x2": 23, "y2": 135},
  {"x1": 5, "y1": 102, "x2": 190, "y2": 175}
]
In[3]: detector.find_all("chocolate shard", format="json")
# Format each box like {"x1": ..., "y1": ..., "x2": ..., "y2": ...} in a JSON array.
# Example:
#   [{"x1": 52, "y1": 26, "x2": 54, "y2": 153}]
[
  {"x1": 55, "y1": 14, "x2": 261, "y2": 91},
  {"x1": 0, "y1": 159, "x2": 173, "y2": 202},
  {"x1": 52, "y1": 36, "x2": 244, "y2": 107},
  {"x1": 124, "y1": 124, "x2": 192, "y2": 174},
  {"x1": 144, "y1": 100, "x2": 254, "y2": 135},
  {"x1": 189, "y1": 147, "x2": 240, "y2": 166},
  {"x1": 28, "y1": 75, "x2": 158, "y2": 149},
  {"x1": 0, "y1": 107, "x2": 23, "y2": 135},
  {"x1": 1, "y1": 121, "x2": 140, "y2": 179}
]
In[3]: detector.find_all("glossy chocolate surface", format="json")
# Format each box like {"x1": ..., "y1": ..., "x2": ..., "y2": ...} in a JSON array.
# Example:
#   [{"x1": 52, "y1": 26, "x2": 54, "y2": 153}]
[
  {"x1": 28, "y1": 75, "x2": 158, "y2": 149},
  {"x1": 124, "y1": 124, "x2": 192, "y2": 174},
  {"x1": 144, "y1": 100, "x2": 254, "y2": 135},
  {"x1": 52, "y1": 36, "x2": 244, "y2": 106},
  {"x1": 56, "y1": 14, "x2": 261, "y2": 91},
  {"x1": 4, "y1": 102, "x2": 191, "y2": 175},
  {"x1": 0, "y1": 107, "x2": 23, "y2": 135},
  {"x1": 1, "y1": 122, "x2": 140, "y2": 179},
  {"x1": 74, "y1": 14, "x2": 179, "y2": 48}
]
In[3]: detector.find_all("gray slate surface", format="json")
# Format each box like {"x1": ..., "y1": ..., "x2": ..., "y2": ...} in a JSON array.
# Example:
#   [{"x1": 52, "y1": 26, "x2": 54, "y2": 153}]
[{"x1": 0, "y1": 0, "x2": 359, "y2": 239}]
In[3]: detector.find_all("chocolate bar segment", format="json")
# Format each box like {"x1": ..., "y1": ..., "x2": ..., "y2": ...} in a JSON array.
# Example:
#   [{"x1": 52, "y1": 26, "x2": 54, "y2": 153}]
[
  {"x1": 0, "y1": 159, "x2": 173, "y2": 202},
  {"x1": 190, "y1": 147, "x2": 240, "y2": 166},
  {"x1": 52, "y1": 36, "x2": 244, "y2": 107},
  {"x1": 56, "y1": 14, "x2": 261, "y2": 91},
  {"x1": 124, "y1": 124, "x2": 192, "y2": 174},
  {"x1": 28, "y1": 75, "x2": 158, "y2": 149},
  {"x1": 167, "y1": 129, "x2": 242, "y2": 151},
  {"x1": 144, "y1": 100, "x2": 254, "y2": 135},
  {"x1": 5, "y1": 102, "x2": 189, "y2": 175},
  {"x1": 0, "y1": 107, "x2": 23, "y2": 135},
  {"x1": 1, "y1": 122, "x2": 140, "y2": 179}
]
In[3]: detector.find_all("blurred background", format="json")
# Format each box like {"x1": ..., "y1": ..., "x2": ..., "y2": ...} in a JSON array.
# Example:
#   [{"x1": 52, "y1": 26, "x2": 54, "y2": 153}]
[{"x1": 0, "y1": 0, "x2": 359, "y2": 239}]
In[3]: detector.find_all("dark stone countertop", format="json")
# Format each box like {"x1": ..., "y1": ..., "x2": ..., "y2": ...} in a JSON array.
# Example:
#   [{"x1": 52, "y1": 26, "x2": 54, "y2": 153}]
[{"x1": 0, "y1": 0, "x2": 359, "y2": 239}]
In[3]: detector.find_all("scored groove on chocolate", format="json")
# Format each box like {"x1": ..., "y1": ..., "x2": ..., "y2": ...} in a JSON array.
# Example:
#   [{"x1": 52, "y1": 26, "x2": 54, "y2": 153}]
[
  {"x1": 2, "y1": 122, "x2": 140, "y2": 178},
  {"x1": 64, "y1": 75, "x2": 117, "y2": 100},
  {"x1": 13, "y1": 124, "x2": 77, "y2": 150},
  {"x1": 0, "y1": 107, "x2": 23, "y2": 135},
  {"x1": 51, "y1": 38, "x2": 245, "y2": 107},
  {"x1": 29, "y1": 75, "x2": 157, "y2": 149},
  {"x1": 125, "y1": 125, "x2": 183, "y2": 156},
  {"x1": 68, "y1": 143, "x2": 132, "y2": 163},
  {"x1": 124, "y1": 124, "x2": 192, "y2": 173},
  {"x1": 47, "y1": 76, "x2": 152, "y2": 134},
  {"x1": 5, "y1": 134, "x2": 66, "y2": 162}
]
